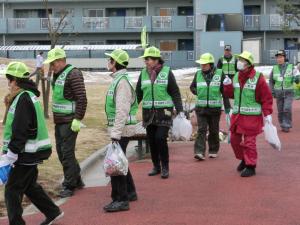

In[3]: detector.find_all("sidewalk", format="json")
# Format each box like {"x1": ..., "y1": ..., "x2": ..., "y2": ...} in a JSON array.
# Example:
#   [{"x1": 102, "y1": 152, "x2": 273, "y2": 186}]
[{"x1": 1, "y1": 102, "x2": 300, "y2": 225}]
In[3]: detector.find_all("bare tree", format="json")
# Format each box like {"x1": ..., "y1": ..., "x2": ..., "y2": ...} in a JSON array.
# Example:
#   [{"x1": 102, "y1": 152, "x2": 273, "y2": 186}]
[
  {"x1": 42, "y1": 0, "x2": 71, "y2": 118},
  {"x1": 276, "y1": 0, "x2": 300, "y2": 31}
]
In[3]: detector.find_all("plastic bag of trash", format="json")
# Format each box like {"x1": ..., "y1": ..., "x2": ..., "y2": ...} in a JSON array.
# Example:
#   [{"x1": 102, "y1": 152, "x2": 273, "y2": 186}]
[
  {"x1": 294, "y1": 83, "x2": 300, "y2": 100},
  {"x1": 0, "y1": 159, "x2": 12, "y2": 185},
  {"x1": 103, "y1": 142, "x2": 128, "y2": 176},
  {"x1": 172, "y1": 115, "x2": 192, "y2": 141},
  {"x1": 263, "y1": 122, "x2": 281, "y2": 151}
]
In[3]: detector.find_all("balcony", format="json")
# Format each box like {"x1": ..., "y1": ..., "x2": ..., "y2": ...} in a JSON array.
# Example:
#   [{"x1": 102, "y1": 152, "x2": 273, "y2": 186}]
[
  {"x1": 152, "y1": 16, "x2": 194, "y2": 32},
  {"x1": 82, "y1": 17, "x2": 110, "y2": 30},
  {"x1": 244, "y1": 15, "x2": 260, "y2": 30},
  {"x1": 125, "y1": 17, "x2": 143, "y2": 29}
]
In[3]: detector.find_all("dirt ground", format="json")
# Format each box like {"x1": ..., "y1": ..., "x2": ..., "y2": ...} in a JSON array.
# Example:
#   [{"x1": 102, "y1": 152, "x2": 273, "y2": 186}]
[{"x1": 0, "y1": 78, "x2": 110, "y2": 216}]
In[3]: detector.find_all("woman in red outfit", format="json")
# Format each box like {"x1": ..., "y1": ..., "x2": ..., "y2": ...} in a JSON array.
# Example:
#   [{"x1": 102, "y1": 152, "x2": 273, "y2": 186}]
[{"x1": 223, "y1": 51, "x2": 273, "y2": 177}]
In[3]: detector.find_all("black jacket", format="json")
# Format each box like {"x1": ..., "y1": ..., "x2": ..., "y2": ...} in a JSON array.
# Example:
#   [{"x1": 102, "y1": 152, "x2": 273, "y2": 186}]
[
  {"x1": 190, "y1": 67, "x2": 231, "y2": 115},
  {"x1": 136, "y1": 67, "x2": 183, "y2": 127},
  {"x1": 7, "y1": 80, "x2": 51, "y2": 165}
]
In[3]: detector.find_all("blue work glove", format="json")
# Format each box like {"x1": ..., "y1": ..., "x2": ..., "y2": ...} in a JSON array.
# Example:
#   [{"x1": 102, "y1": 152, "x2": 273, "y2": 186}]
[
  {"x1": 71, "y1": 119, "x2": 81, "y2": 132},
  {"x1": 0, "y1": 150, "x2": 18, "y2": 185}
]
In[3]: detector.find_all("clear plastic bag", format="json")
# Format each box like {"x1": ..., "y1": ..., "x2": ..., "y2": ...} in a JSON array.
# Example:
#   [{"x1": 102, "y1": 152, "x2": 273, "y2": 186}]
[
  {"x1": 103, "y1": 142, "x2": 129, "y2": 176},
  {"x1": 171, "y1": 115, "x2": 193, "y2": 141},
  {"x1": 263, "y1": 122, "x2": 281, "y2": 151}
]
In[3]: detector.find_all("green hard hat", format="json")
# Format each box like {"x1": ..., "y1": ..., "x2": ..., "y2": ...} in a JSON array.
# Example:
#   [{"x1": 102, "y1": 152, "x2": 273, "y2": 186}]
[
  {"x1": 238, "y1": 51, "x2": 254, "y2": 65},
  {"x1": 139, "y1": 46, "x2": 161, "y2": 58},
  {"x1": 44, "y1": 48, "x2": 66, "y2": 64},
  {"x1": 196, "y1": 53, "x2": 215, "y2": 65},
  {"x1": 105, "y1": 49, "x2": 129, "y2": 66},
  {"x1": 5, "y1": 61, "x2": 30, "y2": 78}
]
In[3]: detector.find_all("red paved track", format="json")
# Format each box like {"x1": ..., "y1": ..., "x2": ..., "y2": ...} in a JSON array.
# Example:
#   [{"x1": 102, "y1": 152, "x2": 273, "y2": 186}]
[{"x1": 2, "y1": 101, "x2": 300, "y2": 225}]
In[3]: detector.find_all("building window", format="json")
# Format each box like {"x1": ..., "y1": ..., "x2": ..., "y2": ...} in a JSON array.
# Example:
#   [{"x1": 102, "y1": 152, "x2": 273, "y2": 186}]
[
  {"x1": 157, "y1": 8, "x2": 176, "y2": 16},
  {"x1": 83, "y1": 9, "x2": 104, "y2": 17},
  {"x1": 159, "y1": 40, "x2": 176, "y2": 51},
  {"x1": 14, "y1": 9, "x2": 52, "y2": 18},
  {"x1": 106, "y1": 40, "x2": 139, "y2": 45},
  {"x1": 53, "y1": 8, "x2": 74, "y2": 18},
  {"x1": 178, "y1": 39, "x2": 194, "y2": 51},
  {"x1": 83, "y1": 40, "x2": 105, "y2": 45},
  {"x1": 178, "y1": 7, "x2": 193, "y2": 16}
]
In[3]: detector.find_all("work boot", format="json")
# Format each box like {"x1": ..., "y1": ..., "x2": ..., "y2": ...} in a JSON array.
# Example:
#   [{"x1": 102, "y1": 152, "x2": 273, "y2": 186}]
[
  {"x1": 161, "y1": 164, "x2": 169, "y2": 179},
  {"x1": 148, "y1": 166, "x2": 161, "y2": 176},
  {"x1": 240, "y1": 166, "x2": 256, "y2": 177},
  {"x1": 58, "y1": 187, "x2": 74, "y2": 198},
  {"x1": 104, "y1": 201, "x2": 129, "y2": 212},
  {"x1": 103, "y1": 201, "x2": 117, "y2": 211},
  {"x1": 236, "y1": 160, "x2": 246, "y2": 172},
  {"x1": 128, "y1": 192, "x2": 138, "y2": 202},
  {"x1": 40, "y1": 211, "x2": 64, "y2": 225}
]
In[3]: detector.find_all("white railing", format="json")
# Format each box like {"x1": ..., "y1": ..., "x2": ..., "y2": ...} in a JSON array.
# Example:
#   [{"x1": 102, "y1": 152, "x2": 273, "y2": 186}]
[
  {"x1": 244, "y1": 15, "x2": 260, "y2": 28},
  {"x1": 8, "y1": 18, "x2": 27, "y2": 29},
  {"x1": 82, "y1": 17, "x2": 109, "y2": 30},
  {"x1": 269, "y1": 14, "x2": 290, "y2": 27},
  {"x1": 125, "y1": 17, "x2": 143, "y2": 28},
  {"x1": 152, "y1": 16, "x2": 172, "y2": 29},
  {"x1": 40, "y1": 17, "x2": 73, "y2": 30}
]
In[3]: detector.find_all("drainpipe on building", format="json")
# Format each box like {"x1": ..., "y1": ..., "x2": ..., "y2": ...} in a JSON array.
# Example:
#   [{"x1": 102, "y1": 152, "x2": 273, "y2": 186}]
[
  {"x1": 263, "y1": 0, "x2": 266, "y2": 51},
  {"x1": 2, "y1": 2, "x2": 6, "y2": 46}
]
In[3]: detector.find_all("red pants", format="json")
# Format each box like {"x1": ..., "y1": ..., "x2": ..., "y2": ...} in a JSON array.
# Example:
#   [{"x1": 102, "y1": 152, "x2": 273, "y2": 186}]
[{"x1": 230, "y1": 132, "x2": 258, "y2": 166}]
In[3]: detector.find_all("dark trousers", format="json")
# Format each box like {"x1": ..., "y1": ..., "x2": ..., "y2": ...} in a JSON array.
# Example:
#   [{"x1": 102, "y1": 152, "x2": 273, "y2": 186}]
[
  {"x1": 146, "y1": 125, "x2": 170, "y2": 168},
  {"x1": 275, "y1": 93, "x2": 293, "y2": 129},
  {"x1": 55, "y1": 123, "x2": 81, "y2": 189},
  {"x1": 5, "y1": 165, "x2": 60, "y2": 225},
  {"x1": 110, "y1": 137, "x2": 136, "y2": 202},
  {"x1": 194, "y1": 113, "x2": 221, "y2": 155}
]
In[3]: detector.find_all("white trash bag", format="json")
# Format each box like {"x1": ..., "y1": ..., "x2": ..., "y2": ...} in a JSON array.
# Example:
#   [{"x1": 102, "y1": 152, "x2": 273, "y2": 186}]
[
  {"x1": 263, "y1": 122, "x2": 281, "y2": 151},
  {"x1": 172, "y1": 115, "x2": 193, "y2": 141},
  {"x1": 103, "y1": 142, "x2": 129, "y2": 176}
]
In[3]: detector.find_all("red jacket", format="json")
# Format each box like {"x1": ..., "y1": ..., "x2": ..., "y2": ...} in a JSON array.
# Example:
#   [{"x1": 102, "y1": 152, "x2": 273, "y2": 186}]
[{"x1": 223, "y1": 66, "x2": 273, "y2": 135}]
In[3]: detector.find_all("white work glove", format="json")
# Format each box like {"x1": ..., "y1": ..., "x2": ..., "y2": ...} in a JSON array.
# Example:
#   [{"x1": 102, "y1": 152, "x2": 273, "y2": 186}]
[
  {"x1": 178, "y1": 112, "x2": 185, "y2": 119},
  {"x1": 0, "y1": 150, "x2": 17, "y2": 185},
  {"x1": 264, "y1": 115, "x2": 272, "y2": 124},
  {"x1": 223, "y1": 75, "x2": 232, "y2": 85}
]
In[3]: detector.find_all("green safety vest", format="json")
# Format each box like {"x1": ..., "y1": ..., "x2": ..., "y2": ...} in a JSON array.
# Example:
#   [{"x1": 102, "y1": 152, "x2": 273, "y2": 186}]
[
  {"x1": 52, "y1": 65, "x2": 76, "y2": 114},
  {"x1": 2, "y1": 91, "x2": 51, "y2": 153},
  {"x1": 272, "y1": 64, "x2": 294, "y2": 90},
  {"x1": 105, "y1": 73, "x2": 138, "y2": 127},
  {"x1": 141, "y1": 66, "x2": 174, "y2": 109},
  {"x1": 196, "y1": 69, "x2": 223, "y2": 108},
  {"x1": 222, "y1": 56, "x2": 236, "y2": 76},
  {"x1": 232, "y1": 72, "x2": 262, "y2": 115}
]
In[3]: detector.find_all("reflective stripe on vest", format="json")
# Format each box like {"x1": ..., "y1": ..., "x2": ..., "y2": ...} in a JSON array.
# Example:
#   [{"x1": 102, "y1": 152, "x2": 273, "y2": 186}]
[
  {"x1": 272, "y1": 64, "x2": 294, "y2": 90},
  {"x1": 196, "y1": 69, "x2": 223, "y2": 108},
  {"x1": 222, "y1": 56, "x2": 236, "y2": 75},
  {"x1": 141, "y1": 66, "x2": 174, "y2": 109},
  {"x1": 232, "y1": 72, "x2": 262, "y2": 115},
  {"x1": 52, "y1": 65, "x2": 76, "y2": 114},
  {"x1": 2, "y1": 91, "x2": 51, "y2": 153},
  {"x1": 105, "y1": 73, "x2": 138, "y2": 127}
]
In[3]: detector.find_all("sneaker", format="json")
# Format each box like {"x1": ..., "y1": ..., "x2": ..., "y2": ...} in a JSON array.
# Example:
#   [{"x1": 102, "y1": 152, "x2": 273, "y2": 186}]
[
  {"x1": 40, "y1": 211, "x2": 64, "y2": 225},
  {"x1": 236, "y1": 160, "x2": 246, "y2": 172},
  {"x1": 103, "y1": 201, "x2": 116, "y2": 210},
  {"x1": 128, "y1": 192, "x2": 138, "y2": 202},
  {"x1": 148, "y1": 167, "x2": 161, "y2": 176},
  {"x1": 58, "y1": 188, "x2": 74, "y2": 198},
  {"x1": 281, "y1": 128, "x2": 290, "y2": 133},
  {"x1": 194, "y1": 153, "x2": 205, "y2": 160},
  {"x1": 240, "y1": 166, "x2": 256, "y2": 177},
  {"x1": 161, "y1": 167, "x2": 169, "y2": 179},
  {"x1": 208, "y1": 153, "x2": 218, "y2": 158},
  {"x1": 104, "y1": 201, "x2": 129, "y2": 212}
]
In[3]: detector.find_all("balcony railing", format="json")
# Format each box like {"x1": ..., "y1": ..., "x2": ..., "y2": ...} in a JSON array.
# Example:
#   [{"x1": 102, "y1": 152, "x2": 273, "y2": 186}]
[
  {"x1": 8, "y1": 18, "x2": 27, "y2": 29},
  {"x1": 125, "y1": 17, "x2": 143, "y2": 29},
  {"x1": 244, "y1": 15, "x2": 260, "y2": 29},
  {"x1": 269, "y1": 14, "x2": 290, "y2": 27},
  {"x1": 186, "y1": 16, "x2": 194, "y2": 28},
  {"x1": 152, "y1": 16, "x2": 172, "y2": 29},
  {"x1": 82, "y1": 17, "x2": 109, "y2": 30},
  {"x1": 40, "y1": 18, "x2": 73, "y2": 30}
]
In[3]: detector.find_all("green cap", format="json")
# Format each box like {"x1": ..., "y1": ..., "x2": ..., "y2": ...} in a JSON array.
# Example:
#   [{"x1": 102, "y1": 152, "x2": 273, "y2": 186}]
[
  {"x1": 105, "y1": 49, "x2": 129, "y2": 66},
  {"x1": 238, "y1": 51, "x2": 254, "y2": 65},
  {"x1": 139, "y1": 46, "x2": 161, "y2": 58},
  {"x1": 196, "y1": 53, "x2": 215, "y2": 65},
  {"x1": 5, "y1": 61, "x2": 30, "y2": 78},
  {"x1": 44, "y1": 48, "x2": 66, "y2": 64}
]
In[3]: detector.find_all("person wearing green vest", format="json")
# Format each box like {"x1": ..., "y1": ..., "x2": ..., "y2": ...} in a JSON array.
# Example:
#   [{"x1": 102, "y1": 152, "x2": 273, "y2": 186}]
[
  {"x1": 136, "y1": 46, "x2": 183, "y2": 179},
  {"x1": 217, "y1": 45, "x2": 238, "y2": 80},
  {"x1": 44, "y1": 48, "x2": 87, "y2": 198},
  {"x1": 102, "y1": 49, "x2": 138, "y2": 212},
  {"x1": 269, "y1": 50, "x2": 300, "y2": 132},
  {"x1": 0, "y1": 62, "x2": 63, "y2": 225},
  {"x1": 190, "y1": 53, "x2": 231, "y2": 160},
  {"x1": 223, "y1": 51, "x2": 273, "y2": 177}
]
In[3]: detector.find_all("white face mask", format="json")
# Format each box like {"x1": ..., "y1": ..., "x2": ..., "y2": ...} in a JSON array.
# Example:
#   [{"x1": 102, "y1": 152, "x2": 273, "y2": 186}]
[{"x1": 237, "y1": 60, "x2": 245, "y2": 71}]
